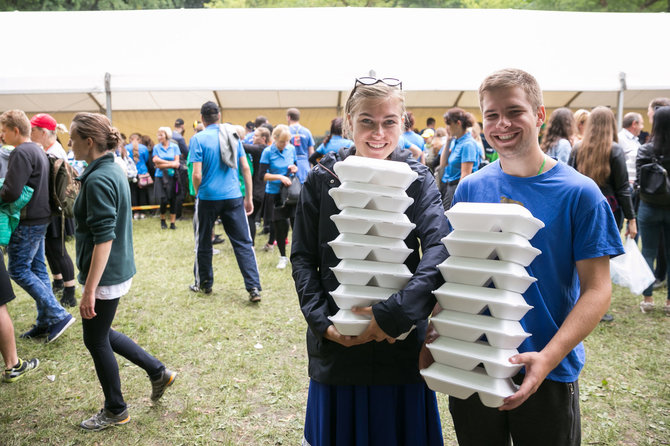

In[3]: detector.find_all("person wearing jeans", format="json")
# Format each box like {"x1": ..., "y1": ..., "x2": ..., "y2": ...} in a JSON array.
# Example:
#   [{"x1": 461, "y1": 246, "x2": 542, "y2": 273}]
[{"x1": 0, "y1": 109, "x2": 74, "y2": 343}]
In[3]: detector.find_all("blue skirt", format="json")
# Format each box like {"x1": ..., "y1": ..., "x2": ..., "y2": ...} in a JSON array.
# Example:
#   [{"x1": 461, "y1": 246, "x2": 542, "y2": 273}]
[{"x1": 303, "y1": 379, "x2": 443, "y2": 446}]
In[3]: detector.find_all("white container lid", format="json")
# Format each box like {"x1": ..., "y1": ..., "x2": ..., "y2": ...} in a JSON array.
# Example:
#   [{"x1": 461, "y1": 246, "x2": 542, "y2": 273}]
[
  {"x1": 328, "y1": 181, "x2": 415, "y2": 213},
  {"x1": 331, "y1": 208, "x2": 416, "y2": 240},
  {"x1": 433, "y1": 282, "x2": 533, "y2": 321},
  {"x1": 420, "y1": 363, "x2": 518, "y2": 408},
  {"x1": 431, "y1": 310, "x2": 531, "y2": 349},
  {"x1": 442, "y1": 230, "x2": 541, "y2": 267},
  {"x1": 328, "y1": 309, "x2": 370, "y2": 336},
  {"x1": 330, "y1": 284, "x2": 396, "y2": 309},
  {"x1": 331, "y1": 259, "x2": 412, "y2": 289},
  {"x1": 333, "y1": 156, "x2": 418, "y2": 189},
  {"x1": 446, "y1": 202, "x2": 545, "y2": 239},
  {"x1": 427, "y1": 337, "x2": 522, "y2": 378},
  {"x1": 328, "y1": 233, "x2": 413, "y2": 264},
  {"x1": 438, "y1": 256, "x2": 537, "y2": 294}
]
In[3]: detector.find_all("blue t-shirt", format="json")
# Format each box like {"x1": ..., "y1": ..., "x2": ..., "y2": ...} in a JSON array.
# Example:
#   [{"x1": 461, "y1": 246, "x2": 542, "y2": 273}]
[
  {"x1": 188, "y1": 124, "x2": 246, "y2": 201},
  {"x1": 442, "y1": 132, "x2": 480, "y2": 184},
  {"x1": 316, "y1": 135, "x2": 354, "y2": 155},
  {"x1": 289, "y1": 124, "x2": 315, "y2": 184},
  {"x1": 403, "y1": 130, "x2": 426, "y2": 153},
  {"x1": 153, "y1": 143, "x2": 180, "y2": 177},
  {"x1": 125, "y1": 143, "x2": 149, "y2": 175},
  {"x1": 260, "y1": 143, "x2": 297, "y2": 194},
  {"x1": 242, "y1": 132, "x2": 255, "y2": 145},
  {"x1": 452, "y1": 161, "x2": 624, "y2": 382},
  {"x1": 547, "y1": 138, "x2": 572, "y2": 164}
]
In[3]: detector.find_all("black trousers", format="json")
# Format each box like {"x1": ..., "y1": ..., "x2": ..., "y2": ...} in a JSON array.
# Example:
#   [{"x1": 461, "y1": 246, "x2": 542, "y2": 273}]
[
  {"x1": 82, "y1": 298, "x2": 164, "y2": 415},
  {"x1": 44, "y1": 237, "x2": 74, "y2": 282},
  {"x1": 449, "y1": 374, "x2": 581, "y2": 446}
]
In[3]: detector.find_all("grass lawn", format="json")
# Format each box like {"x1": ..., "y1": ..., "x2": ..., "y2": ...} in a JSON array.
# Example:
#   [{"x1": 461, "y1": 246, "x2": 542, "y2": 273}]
[{"x1": 0, "y1": 215, "x2": 668, "y2": 445}]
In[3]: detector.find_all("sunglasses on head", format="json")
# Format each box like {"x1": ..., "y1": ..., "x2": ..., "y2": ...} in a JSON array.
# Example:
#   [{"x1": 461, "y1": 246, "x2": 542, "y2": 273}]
[{"x1": 353, "y1": 77, "x2": 403, "y2": 91}]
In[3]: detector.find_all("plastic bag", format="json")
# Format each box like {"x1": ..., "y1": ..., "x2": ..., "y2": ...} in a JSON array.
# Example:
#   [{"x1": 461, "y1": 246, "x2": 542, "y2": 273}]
[{"x1": 610, "y1": 238, "x2": 655, "y2": 295}]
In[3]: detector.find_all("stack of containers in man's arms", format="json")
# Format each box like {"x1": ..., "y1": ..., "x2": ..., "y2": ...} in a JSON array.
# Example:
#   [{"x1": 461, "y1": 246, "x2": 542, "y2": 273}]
[
  {"x1": 326, "y1": 156, "x2": 418, "y2": 340},
  {"x1": 421, "y1": 202, "x2": 545, "y2": 408}
]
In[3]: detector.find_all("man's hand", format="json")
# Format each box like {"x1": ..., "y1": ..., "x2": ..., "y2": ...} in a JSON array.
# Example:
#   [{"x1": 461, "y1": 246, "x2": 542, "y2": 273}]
[{"x1": 498, "y1": 351, "x2": 553, "y2": 411}]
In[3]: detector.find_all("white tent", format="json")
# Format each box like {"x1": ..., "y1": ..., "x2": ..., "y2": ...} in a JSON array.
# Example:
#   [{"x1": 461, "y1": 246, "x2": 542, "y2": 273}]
[{"x1": 1, "y1": 7, "x2": 669, "y2": 115}]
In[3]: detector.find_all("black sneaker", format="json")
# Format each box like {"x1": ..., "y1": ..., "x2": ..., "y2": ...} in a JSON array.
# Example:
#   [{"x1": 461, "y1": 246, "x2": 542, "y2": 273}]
[
  {"x1": 248, "y1": 287, "x2": 261, "y2": 303},
  {"x1": 161, "y1": 220, "x2": 168, "y2": 230},
  {"x1": 3, "y1": 358, "x2": 40, "y2": 383},
  {"x1": 80, "y1": 408, "x2": 130, "y2": 431},
  {"x1": 600, "y1": 313, "x2": 614, "y2": 323},
  {"x1": 52, "y1": 280, "x2": 64, "y2": 294},
  {"x1": 60, "y1": 287, "x2": 77, "y2": 308},
  {"x1": 212, "y1": 234, "x2": 225, "y2": 245},
  {"x1": 169, "y1": 223, "x2": 176, "y2": 230},
  {"x1": 150, "y1": 368, "x2": 177, "y2": 401},
  {"x1": 46, "y1": 314, "x2": 75, "y2": 344},
  {"x1": 189, "y1": 284, "x2": 212, "y2": 295},
  {"x1": 20, "y1": 325, "x2": 48, "y2": 339}
]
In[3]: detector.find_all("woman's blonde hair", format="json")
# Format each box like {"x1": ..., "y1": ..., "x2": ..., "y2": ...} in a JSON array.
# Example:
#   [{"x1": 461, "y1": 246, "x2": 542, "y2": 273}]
[
  {"x1": 272, "y1": 124, "x2": 291, "y2": 142},
  {"x1": 343, "y1": 81, "x2": 405, "y2": 140},
  {"x1": 574, "y1": 106, "x2": 617, "y2": 187}
]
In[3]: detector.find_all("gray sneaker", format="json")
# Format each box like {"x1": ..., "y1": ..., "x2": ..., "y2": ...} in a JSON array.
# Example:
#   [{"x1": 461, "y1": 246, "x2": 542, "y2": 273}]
[
  {"x1": 80, "y1": 408, "x2": 130, "y2": 431},
  {"x1": 151, "y1": 368, "x2": 177, "y2": 401},
  {"x1": 3, "y1": 358, "x2": 40, "y2": 383}
]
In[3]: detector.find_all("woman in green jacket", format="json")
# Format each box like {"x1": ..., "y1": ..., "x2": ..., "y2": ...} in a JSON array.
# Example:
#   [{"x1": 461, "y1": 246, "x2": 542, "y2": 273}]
[{"x1": 69, "y1": 113, "x2": 176, "y2": 431}]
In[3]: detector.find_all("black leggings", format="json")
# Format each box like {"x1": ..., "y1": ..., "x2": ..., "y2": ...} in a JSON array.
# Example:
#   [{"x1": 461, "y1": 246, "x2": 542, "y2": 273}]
[
  {"x1": 44, "y1": 237, "x2": 74, "y2": 282},
  {"x1": 160, "y1": 195, "x2": 176, "y2": 216},
  {"x1": 273, "y1": 203, "x2": 296, "y2": 257},
  {"x1": 82, "y1": 298, "x2": 164, "y2": 415}
]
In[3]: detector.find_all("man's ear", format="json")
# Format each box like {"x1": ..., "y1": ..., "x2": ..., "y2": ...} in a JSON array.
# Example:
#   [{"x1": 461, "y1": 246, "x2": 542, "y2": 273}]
[{"x1": 536, "y1": 106, "x2": 546, "y2": 127}]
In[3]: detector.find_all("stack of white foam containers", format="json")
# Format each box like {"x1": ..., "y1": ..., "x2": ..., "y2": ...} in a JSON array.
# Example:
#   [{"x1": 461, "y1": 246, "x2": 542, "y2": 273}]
[
  {"x1": 420, "y1": 202, "x2": 545, "y2": 408},
  {"x1": 325, "y1": 156, "x2": 418, "y2": 339}
]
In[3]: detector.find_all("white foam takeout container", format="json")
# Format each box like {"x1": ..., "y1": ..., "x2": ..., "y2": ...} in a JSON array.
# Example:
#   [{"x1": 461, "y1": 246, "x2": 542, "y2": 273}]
[
  {"x1": 328, "y1": 309, "x2": 415, "y2": 341},
  {"x1": 427, "y1": 337, "x2": 523, "y2": 378},
  {"x1": 330, "y1": 284, "x2": 397, "y2": 309},
  {"x1": 433, "y1": 282, "x2": 533, "y2": 321},
  {"x1": 420, "y1": 363, "x2": 518, "y2": 408},
  {"x1": 333, "y1": 156, "x2": 418, "y2": 190},
  {"x1": 442, "y1": 230, "x2": 542, "y2": 267},
  {"x1": 445, "y1": 202, "x2": 545, "y2": 240},
  {"x1": 331, "y1": 207, "x2": 416, "y2": 239},
  {"x1": 331, "y1": 259, "x2": 412, "y2": 289},
  {"x1": 438, "y1": 257, "x2": 537, "y2": 294},
  {"x1": 328, "y1": 181, "x2": 415, "y2": 213},
  {"x1": 431, "y1": 310, "x2": 531, "y2": 349},
  {"x1": 328, "y1": 309, "x2": 370, "y2": 336},
  {"x1": 328, "y1": 233, "x2": 413, "y2": 264}
]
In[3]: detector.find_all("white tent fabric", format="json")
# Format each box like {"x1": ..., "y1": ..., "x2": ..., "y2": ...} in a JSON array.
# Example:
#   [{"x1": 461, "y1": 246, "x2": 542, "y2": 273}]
[{"x1": 1, "y1": 7, "x2": 668, "y2": 113}]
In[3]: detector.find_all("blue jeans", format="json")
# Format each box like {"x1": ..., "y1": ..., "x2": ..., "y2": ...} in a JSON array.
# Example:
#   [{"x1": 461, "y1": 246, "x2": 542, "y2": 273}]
[
  {"x1": 7, "y1": 224, "x2": 69, "y2": 327},
  {"x1": 638, "y1": 201, "x2": 670, "y2": 298},
  {"x1": 193, "y1": 198, "x2": 261, "y2": 291}
]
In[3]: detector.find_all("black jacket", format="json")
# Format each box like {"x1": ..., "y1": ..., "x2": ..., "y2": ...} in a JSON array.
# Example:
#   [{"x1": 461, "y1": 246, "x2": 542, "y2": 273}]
[
  {"x1": 291, "y1": 147, "x2": 449, "y2": 385},
  {"x1": 569, "y1": 142, "x2": 635, "y2": 220},
  {"x1": 636, "y1": 142, "x2": 670, "y2": 208},
  {"x1": 0, "y1": 142, "x2": 51, "y2": 226},
  {"x1": 243, "y1": 143, "x2": 266, "y2": 203}
]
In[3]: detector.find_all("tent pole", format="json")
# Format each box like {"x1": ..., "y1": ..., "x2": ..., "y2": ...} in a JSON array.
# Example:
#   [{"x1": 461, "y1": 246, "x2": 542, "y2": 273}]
[
  {"x1": 105, "y1": 72, "x2": 112, "y2": 124},
  {"x1": 617, "y1": 72, "x2": 626, "y2": 129}
]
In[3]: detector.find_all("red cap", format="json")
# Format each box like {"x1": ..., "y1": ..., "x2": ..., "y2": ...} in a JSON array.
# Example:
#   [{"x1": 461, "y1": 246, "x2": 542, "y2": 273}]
[{"x1": 30, "y1": 113, "x2": 57, "y2": 131}]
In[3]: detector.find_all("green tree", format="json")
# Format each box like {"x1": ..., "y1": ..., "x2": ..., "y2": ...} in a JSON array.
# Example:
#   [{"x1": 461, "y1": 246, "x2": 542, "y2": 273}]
[{"x1": 0, "y1": 0, "x2": 205, "y2": 11}]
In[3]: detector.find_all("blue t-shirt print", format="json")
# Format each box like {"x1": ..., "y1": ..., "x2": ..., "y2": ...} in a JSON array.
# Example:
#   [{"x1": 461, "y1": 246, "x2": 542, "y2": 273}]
[{"x1": 260, "y1": 144, "x2": 297, "y2": 195}]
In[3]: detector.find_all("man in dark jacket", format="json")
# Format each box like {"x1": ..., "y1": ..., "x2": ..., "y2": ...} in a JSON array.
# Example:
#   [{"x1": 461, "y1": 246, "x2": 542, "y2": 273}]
[{"x1": 0, "y1": 110, "x2": 75, "y2": 343}]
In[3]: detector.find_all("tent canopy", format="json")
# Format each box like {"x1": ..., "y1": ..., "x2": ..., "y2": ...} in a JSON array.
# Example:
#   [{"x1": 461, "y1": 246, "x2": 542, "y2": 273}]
[{"x1": 1, "y1": 7, "x2": 668, "y2": 113}]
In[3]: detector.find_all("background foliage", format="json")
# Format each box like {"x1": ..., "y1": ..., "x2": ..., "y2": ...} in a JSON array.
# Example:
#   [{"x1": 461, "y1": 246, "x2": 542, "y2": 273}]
[{"x1": 0, "y1": 0, "x2": 668, "y2": 12}]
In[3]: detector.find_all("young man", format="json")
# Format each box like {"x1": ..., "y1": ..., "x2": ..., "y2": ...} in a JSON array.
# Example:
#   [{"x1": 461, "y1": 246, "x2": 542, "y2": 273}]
[
  {"x1": 286, "y1": 107, "x2": 314, "y2": 184},
  {"x1": 188, "y1": 102, "x2": 261, "y2": 302},
  {"x1": 0, "y1": 110, "x2": 75, "y2": 344},
  {"x1": 445, "y1": 69, "x2": 624, "y2": 445}
]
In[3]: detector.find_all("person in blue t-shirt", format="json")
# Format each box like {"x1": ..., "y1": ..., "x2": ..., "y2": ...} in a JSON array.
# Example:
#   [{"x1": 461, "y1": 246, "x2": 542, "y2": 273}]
[
  {"x1": 152, "y1": 127, "x2": 181, "y2": 230},
  {"x1": 126, "y1": 133, "x2": 150, "y2": 220},
  {"x1": 259, "y1": 125, "x2": 298, "y2": 270},
  {"x1": 422, "y1": 68, "x2": 624, "y2": 446},
  {"x1": 309, "y1": 117, "x2": 353, "y2": 165},
  {"x1": 188, "y1": 101, "x2": 261, "y2": 302},
  {"x1": 286, "y1": 107, "x2": 315, "y2": 184},
  {"x1": 438, "y1": 108, "x2": 480, "y2": 210},
  {"x1": 403, "y1": 111, "x2": 426, "y2": 164}
]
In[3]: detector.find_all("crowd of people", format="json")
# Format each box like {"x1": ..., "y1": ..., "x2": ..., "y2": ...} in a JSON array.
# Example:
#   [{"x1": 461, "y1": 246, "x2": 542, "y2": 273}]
[{"x1": 0, "y1": 69, "x2": 667, "y2": 443}]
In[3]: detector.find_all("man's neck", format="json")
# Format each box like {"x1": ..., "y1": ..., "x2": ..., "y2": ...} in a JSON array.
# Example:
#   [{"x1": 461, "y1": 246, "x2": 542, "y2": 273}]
[{"x1": 499, "y1": 146, "x2": 556, "y2": 178}]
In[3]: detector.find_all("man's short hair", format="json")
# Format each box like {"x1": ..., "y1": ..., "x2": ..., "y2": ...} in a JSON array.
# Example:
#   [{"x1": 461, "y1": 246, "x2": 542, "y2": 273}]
[
  {"x1": 286, "y1": 107, "x2": 300, "y2": 121},
  {"x1": 261, "y1": 122, "x2": 274, "y2": 134},
  {"x1": 200, "y1": 101, "x2": 220, "y2": 125},
  {"x1": 650, "y1": 97, "x2": 670, "y2": 110},
  {"x1": 254, "y1": 115, "x2": 268, "y2": 128},
  {"x1": 426, "y1": 117, "x2": 436, "y2": 127},
  {"x1": 255, "y1": 127, "x2": 271, "y2": 144},
  {"x1": 478, "y1": 68, "x2": 543, "y2": 112},
  {"x1": 0, "y1": 110, "x2": 31, "y2": 137},
  {"x1": 174, "y1": 118, "x2": 184, "y2": 128},
  {"x1": 245, "y1": 121, "x2": 255, "y2": 132},
  {"x1": 622, "y1": 112, "x2": 642, "y2": 129}
]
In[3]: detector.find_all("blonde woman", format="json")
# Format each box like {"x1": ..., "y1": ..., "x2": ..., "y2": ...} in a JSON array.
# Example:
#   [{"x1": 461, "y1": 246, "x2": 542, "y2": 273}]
[{"x1": 152, "y1": 127, "x2": 180, "y2": 229}]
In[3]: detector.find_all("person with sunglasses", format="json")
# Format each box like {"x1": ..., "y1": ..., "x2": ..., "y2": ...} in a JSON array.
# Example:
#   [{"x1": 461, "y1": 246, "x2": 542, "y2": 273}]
[{"x1": 291, "y1": 77, "x2": 448, "y2": 445}]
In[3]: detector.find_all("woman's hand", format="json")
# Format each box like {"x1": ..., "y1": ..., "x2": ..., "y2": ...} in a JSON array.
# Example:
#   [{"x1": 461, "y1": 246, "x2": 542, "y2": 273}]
[
  {"x1": 351, "y1": 306, "x2": 395, "y2": 343},
  {"x1": 626, "y1": 218, "x2": 638, "y2": 240},
  {"x1": 79, "y1": 289, "x2": 97, "y2": 320},
  {"x1": 280, "y1": 175, "x2": 293, "y2": 187},
  {"x1": 324, "y1": 324, "x2": 373, "y2": 347},
  {"x1": 288, "y1": 164, "x2": 298, "y2": 174},
  {"x1": 419, "y1": 320, "x2": 439, "y2": 370}
]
